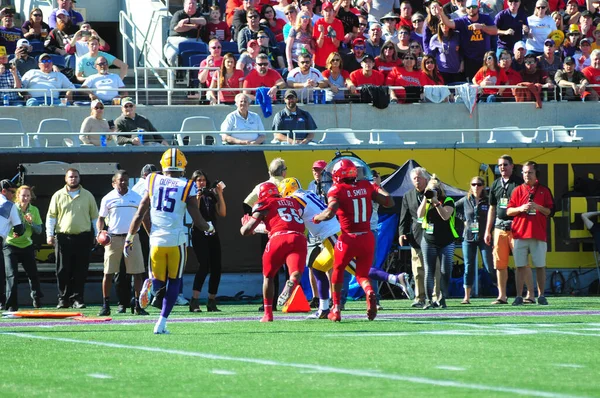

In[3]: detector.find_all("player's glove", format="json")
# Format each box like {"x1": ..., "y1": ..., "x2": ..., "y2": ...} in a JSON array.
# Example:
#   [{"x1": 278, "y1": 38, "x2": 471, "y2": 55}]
[
  {"x1": 123, "y1": 233, "x2": 135, "y2": 258},
  {"x1": 312, "y1": 215, "x2": 321, "y2": 225},
  {"x1": 205, "y1": 221, "x2": 215, "y2": 235}
]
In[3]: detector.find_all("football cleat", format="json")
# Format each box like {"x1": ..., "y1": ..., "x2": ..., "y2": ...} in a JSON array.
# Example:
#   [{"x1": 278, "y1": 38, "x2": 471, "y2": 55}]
[
  {"x1": 175, "y1": 294, "x2": 189, "y2": 306},
  {"x1": 327, "y1": 307, "x2": 341, "y2": 322},
  {"x1": 277, "y1": 280, "x2": 295, "y2": 307},
  {"x1": 260, "y1": 314, "x2": 273, "y2": 322},
  {"x1": 395, "y1": 273, "x2": 415, "y2": 300},
  {"x1": 307, "y1": 309, "x2": 330, "y2": 319},
  {"x1": 153, "y1": 318, "x2": 169, "y2": 334},
  {"x1": 139, "y1": 279, "x2": 152, "y2": 309},
  {"x1": 366, "y1": 291, "x2": 377, "y2": 321}
]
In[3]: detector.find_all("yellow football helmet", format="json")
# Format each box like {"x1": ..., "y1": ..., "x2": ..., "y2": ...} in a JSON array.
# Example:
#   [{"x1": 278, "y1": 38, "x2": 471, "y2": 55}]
[
  {"x1": 160, "y1": 148, "x2": 187, "y2": 172},
  {"x1": 278, "y1": 177, "x2": 302, "y2": 197}
]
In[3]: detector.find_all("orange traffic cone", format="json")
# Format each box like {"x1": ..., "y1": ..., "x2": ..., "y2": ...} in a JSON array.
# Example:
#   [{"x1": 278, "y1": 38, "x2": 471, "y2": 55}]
[{"x1": 281, "y1": 285, "x2": 311, "y2": 313}]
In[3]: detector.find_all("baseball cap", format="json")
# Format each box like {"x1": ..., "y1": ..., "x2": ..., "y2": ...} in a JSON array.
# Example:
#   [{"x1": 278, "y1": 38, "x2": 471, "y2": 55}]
[
  {"x1": 352, "y1": 37, "x2": 366, "y2": 47},
  {"x1": 362, "y1": 54, "x2": 375, "y2": 63},
  {"x1": 56, "y1": 8, "x2": 69, "y2": 17},
  {"x1": 580, "y1": 37, "x2": 592, "y2": 44},
  {"x1": 312, "y1": 160, "x2": 327, "y2": 169},
  {"x1": 580, "y1": 10, "x2": 592, "y2": 17},
  {"x1": 39, "y1": 53, "x2": 52, "y2": 61},
  {"x1": 284, "y1": 89, "x2": 298, "y2": 98},
  {"x1": 247, "y1": 39, "x2": 259, "y2": 48},
  {"x1": 322, "y1": 1, "x2": 334, "y2": 10},
  {"x1": 465, "y1": 0, "x2": 478, "y2": 7},
  {"x1": 0, "y1": 179, "x2": 16, "y2": 191},
  {"x1": 17, "y1": 39, "x2": 30, "y2": 48},
  {"x1": 121, "y1": 97, "x2": 135, "y2": 106},
  {"x1": 568, "y1": 24, "x2": 581, "y2": 33},
  {"x1": 90, "y1": 99, "x2": 103, "y2": 109},
  {"x1": 0, "y1": 7, "x2": 14, "y2": 17},
  {"x1": 544, "y1": 38, "x2": 555, "y2": 46},
  {"x1": 564, "y1": 56, "x2": 575, "y2": 64},
  {"x1": 566, "y1": 0, "x2": 578, "y2": 4},
  {"x1": 513, "y1": 41, "x2": 526, "y2": 51},
  {"x1": 141, "y1": 164, "x2": 158, "y2": 177},
  {"x1": 0, "y1": 46, "x2": 6, "y2": 57}
]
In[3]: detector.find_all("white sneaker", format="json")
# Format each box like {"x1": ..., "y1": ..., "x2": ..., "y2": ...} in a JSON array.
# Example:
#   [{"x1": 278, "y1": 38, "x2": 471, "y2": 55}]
[
  {"x1": 175, "y1": 294, "x2": 189, "y2": 306},
  {"x1": 153, "y1": 318, "x2": 169, "y2": 334},
  {"x1": 396, "y1": 273, "x2": 415, "y2": 300},
  {"x1": 277, "y1": 280, "x2": 295, "y2": 307}
]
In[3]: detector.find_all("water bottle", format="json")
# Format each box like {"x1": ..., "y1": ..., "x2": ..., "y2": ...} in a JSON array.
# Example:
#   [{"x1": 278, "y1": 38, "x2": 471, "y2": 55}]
[
  {"x1": 137, "y1": 128, "x2": 144, "y2": 144},
  {"x1": 100, "y1": 134, "x2": 107, "y2": 147},
  {"x1": 543, "y1": 91, "x2": 548, "y2": 102},
  {"x1": 319, "y1": 89, "x2": 326, "y2": 104},
  {"x1": 3, "y1": 94, "x2": 9, "y2": 106},
  {"x1": 313, "y1": 90, "x2": 319, "y2": 104}
]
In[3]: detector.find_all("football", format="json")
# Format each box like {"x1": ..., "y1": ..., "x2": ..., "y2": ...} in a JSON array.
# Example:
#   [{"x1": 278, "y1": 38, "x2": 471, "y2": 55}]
[{"x1": 97, "y1": 231, "x2": 111, "y2": 246}]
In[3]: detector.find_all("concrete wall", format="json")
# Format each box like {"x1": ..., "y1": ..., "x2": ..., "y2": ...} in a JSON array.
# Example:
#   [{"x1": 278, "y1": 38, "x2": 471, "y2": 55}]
[{"x1": 0, "y1": 102, "x2": 596, "y2": 145}]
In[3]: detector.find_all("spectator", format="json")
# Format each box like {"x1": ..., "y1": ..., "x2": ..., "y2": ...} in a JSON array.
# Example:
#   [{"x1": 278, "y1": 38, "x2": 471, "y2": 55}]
[
  {"x1": 48, "y1": 0, "x2": 83, "y2": 29},
  {"x1": 300, "y1": 0, "x2": 321, "y2": 25},
  {"x1": 198, "y1": 38, "x2": 223, "y2": 90},
  {"x1": 538, "y1": 38, "x2": 562, "y2": 80},
  {"x1": 434, "y1": 0, "x2": 498, "y2": 81},
  {"x1": 2, "y1": 183, "x2": 32, "y2": 312},
  {"x1": 237, "y1": 39, "x2": 261, "y2": 76},
  {"x1": 398, "y1": 1, "x2": 413, "y2": 29},
  {"x1": 365, "y1": 23, "x2": 384, "y2": 57},
  {"x1": 115, "y1": 98, "x2": 169, "y2": 146},
  {"x1": 512, "y1": 40, "x2": 527, "y2": 71},
  {"x1": 574, "y1": 37, "x2": 593, "y2": 70},
  {"x1": 257, "y1": 29, "x2": 285, "y2": 68},
  {"x1": 430, "y1": 21, "x2": 465, "y2": 83},
  {"x1": 592, "y1": 26, "x2": 600, "y2": 51},
  {"x1": 286, "y1": 52, "x2": 327, "y2": 99},
  {"x1": 322, "y1": 51, "x2": 356, "y2": 101},
  {"x1": 189, "y1": 170, "x2": 227, "y2": 313},
  {"x1": 79, "y1": 100, "x2": 115, "y2": 146},
  {"x1": 443, "y1": 0, "x2": 463, "y2": 17},
  {"x1": 480, "y1": 0, "x2": 508, "y2": 18},
  {"x1": 203, "y1": 5, "x2": 231, "y2": 42},
  {"x1": 81, "y1": 56, "x2": 127, "y2": 104},
  {"x1": 10, "y1": 39, "x2": 37, "y2": 76},
  {"x1": 495, "y1": 0, "x2": 529, "y2": 56},
  {"x1": 307, "y1": 159, "x2": 330, "y2": 203},
  {"x1": 514, "y1": 52, "x2": 553, "y2": 106},
  {"x1": 563, "y1": 0, "x2": 581, "y2": 27},
  {"x1": 0, "y1": 46, "x2": 21, "y2": 102},
  {"x1": 220, "y1": 93, "x2": 266, "y2": 144},
  {"x1": 350, "y1": 54, "x2": 386, "y2": 88},
  {"x1": 449, "y1": 0, "x2": 468, "y2": 18},
  {"x1": 0, "y1": 183, "x2": 19, "y2": 304},
  {"x1": 376, "y1": 40, "x2": 401, "y2": 78},
  {"x1": 334, "y1": 0, "x2": 360, "y2": 45},
  {"x1": 498, "y1": 50, "x2": 522, "y2": 101},
  {"x1": 507, "y1": 161, "x2": 554, "y2": 306},
  {"x1": 455, "y1": 176, "x2": 494, "y2": 304},
  {"x1": 423, "y1": 0, "x2": 442, "y2": 56},
  {"x1": 242, "y1": 53, "x2": 286, "y2": 101},
  {"x1": 526, "y1": 0, "x2": 556, "y2": 56},
  {"x1": 21, "y1": 53, "x2": 75, "y2": 106},
  {"x1": 342, "y1": 37, "x2": 367, "y2": 72},
  {"x1": 388, "y1": 53, "x2": 426, "y2": 103},
  {"x1": 551, "y1": 11, "x2": 564, "y2": 33},
  {"x1": 21, "y1": 7, "x2": 50, "y2": 41},
  {"x1": 562, "y1": 24, "x2": 582, "y2": 58},
  {"x1": 363, "y1": 0, "x2": 401, "y2": 24},
  {"x1": 582, "y1": 49, "x2": 600, "y2": 98},
  {"x1": 0, "y1": 7, "x2": 23, "y2": 55},
  {"x1": 409, "y1": 40, "x2": 424, "y2": 68},
  {"x1": 46, "y1": 168, "x2": 99, "y2": 309},
  {"x1": 282, "y1": 5, "x2": 298, "y2": 41},
  {"x1": 238, "y1": 8, "x2": 277, "y2": 53},
  {"x1": 380, "y1": 12, "x2": 400, "y2": 44},
  {"x1": 208, "y1": 53, "x2": 244, "y2": 104},
  {"x1": 555, "y1": 55, "x2": 593, "y2": 99},
  {"x1": 274, "y1": 0, "x2": 294, "y2": 21},
  {"x1": 579, "y1": 10, "x2": 594, "y2": 39},
  {"x1": 420, "y1": 54, "x2": 445, "y2": 85},
  {"x1": 473, "y1": 51, "x2": 507, "y2": 102},
  {"x1": 357, "y1": 15, "x2": 369, "y2": 39},
  {"x1": 75, "y1": 36, "x2": 128, "y2": 83},
  {"x1": 272, "y1": 89, "x2": 317, "y2": 144},
  {"x1": 44, "y1": 9, "x2": 74, "y2": 55},
  {"x1": 313, "y1": 2, "x2": 344, "y2": 69},
  {"x1": 65, "y1": 22, "x2": 110, "y2": 58},
  {"x1": 261, "y1": 4, "x2": 286, "y2": 42},
  {"x1": 286, "y1": 9, "x2": 314, "y2": 70},
  {"x1": 230, "y1": 0, "x2": 261, "y2": 39},
  {"x1": 410, "y1": 13, "x2": 426, "y2": 46},
  {"x1": 163, "y1": 0, "x2": 207, "y2": 67},
  {"x1": 396, "y1": 25, "x2": 412, "y2": 56},
  {"x1": 417, "y1": 174, "x2": 458, "y2": 309}
]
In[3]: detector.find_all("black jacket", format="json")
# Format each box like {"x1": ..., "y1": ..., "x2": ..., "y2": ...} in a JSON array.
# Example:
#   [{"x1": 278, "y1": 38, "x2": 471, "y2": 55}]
[{"x1": 399, "y1": 188, "x2": 425, "y2": 249}]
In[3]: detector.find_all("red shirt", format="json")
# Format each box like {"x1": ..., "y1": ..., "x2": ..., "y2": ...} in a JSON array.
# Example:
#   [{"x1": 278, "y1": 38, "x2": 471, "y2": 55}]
[
  {"x1": 205, "y1": 21, "x2": 231, "y2": 42},
  {"x1": 502, "y1": 67, "x2": 522, "y2": 98},
  {"x1": 375, "y1": 58, "x2": 401, "y2": 78},
  {"x1": 583, "y1": 66, "x2": 600, "y2": 95},
  {"x1": 199, "y1": 57, "x2": 223, "y2": 87},
  {"x1": 328, "y1": 180, "x2": 376, "y2": 233},
  {"x1": 349, "y1": 69, "x2": 385, "y2": 86},
  {"x1": 242, "y1": 68, "x2": 282, "y2": 89},
  {"x1": 312, "y1": 18, "x2": 345, "y2": 67},
  {"x1": 218, "y1": 69, "x2": 245, "y2": 103},
  {"x1": 507, "y1": 183, "x2": 554, "y2": 241},
  {"x1": 420, "y1": 70, "x2": 445, "y2": 85},
  {"x1": 397, "y1": 17, "x2": 412, "y2": 30},
  {"x1": 254, "y1": 197, "x2": 306, "y2": 236},
  {"x1": 474, "y1": 67, "x2": 508, "y2": 95},
  {"x1": 268, "y1": 18, "x2": 287, "y2": 42},
  {"x1": 386, "y1": 66, "x2": 426, "y2": 100}
]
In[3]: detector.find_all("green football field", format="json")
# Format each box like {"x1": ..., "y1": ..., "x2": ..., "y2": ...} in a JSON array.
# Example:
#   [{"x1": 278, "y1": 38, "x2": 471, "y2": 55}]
[{"x1": 1, "y1": 297, "x2": 599, "y2": 398}]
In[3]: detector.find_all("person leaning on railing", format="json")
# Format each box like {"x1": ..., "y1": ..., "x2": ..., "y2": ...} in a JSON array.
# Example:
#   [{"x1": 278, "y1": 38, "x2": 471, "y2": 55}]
[
  {"x1": 114, "y1": 97, "x2": 169, "y2": 146},
  {"x1": 555, "y1": 55, "x2": 594, "y2": 101},
  {"x1": 79, "y1": 99, "x2": 115, "y2": 146},
  {"x1": 220, "y1": 93, "x2": 266, "y2": 145}
]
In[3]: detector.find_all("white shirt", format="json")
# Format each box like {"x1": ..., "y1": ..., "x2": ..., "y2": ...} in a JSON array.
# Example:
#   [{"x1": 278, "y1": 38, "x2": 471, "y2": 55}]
[
  {"x1": 0, "y1": 194, "x2": 22, "y2": 240},
  {"x1": 526, "y1": 15, "x2": 556, "y2": 53},
  {"x1": 82, "y1": 73, "x2": 125, "y2": 102},
  {"x1": 287, "y1": 67, "x2": 325, "y2": 85},
  {"x1": 131, "y1": 178, "x2": 148, "y2": 197},
  {"x1": 98, "y1": 188, "x2": 142, "y2": 234},
  {"x1": 21, "y1": 70, "x2": 75, "y2": 98},
  {"x1": 220, "y1": 110, "x2": 265, "y2": 141},
  {"x1": 290, "y1": 189, "x2": 340, "y2": 240}
]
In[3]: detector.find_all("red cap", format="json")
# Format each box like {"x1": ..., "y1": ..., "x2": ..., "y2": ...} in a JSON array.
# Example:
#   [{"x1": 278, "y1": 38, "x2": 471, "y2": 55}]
[
  {"x1": 247, "y1": 39, "x2": 259, "y2": 48},
  {"x1": 322, "y1": 1, "x2": 334, "y2": 10},
  {"x1": 312, "y1": 160, "x2": 327, "y2": 169},
  {"x1": 352, "y1": 37, "x2": 366, "y2": 47}
]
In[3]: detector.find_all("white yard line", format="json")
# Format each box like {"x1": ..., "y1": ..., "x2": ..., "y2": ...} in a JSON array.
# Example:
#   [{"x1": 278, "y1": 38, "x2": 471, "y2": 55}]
[
  {"x1": 0, "y1": 332, "x2": 586, "y2": 398},
  {"x1": 436, "y1": 366, "x2": 466, "y2": 372},
  {"x1": 553, "y1": 364, "x2": 585, "y2": 369},
  {"x1": 87, "y1": 373, "x2": 113, "y2": 379},
  {"x1": 211, "y1": 370, "x2": 236, "y2": 375}
]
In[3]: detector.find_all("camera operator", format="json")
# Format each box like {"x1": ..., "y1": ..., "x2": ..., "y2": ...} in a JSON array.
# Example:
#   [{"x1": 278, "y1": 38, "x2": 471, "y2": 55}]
[
  {"x1": 10, "y1": 39, "x2": 37, "y2": 76},
  {"x1": 417, "y1": 174, "x2": 459, "y2": 309},
  {"x1": 189, "y1": 170, "x2": 227, "y2": 313}
]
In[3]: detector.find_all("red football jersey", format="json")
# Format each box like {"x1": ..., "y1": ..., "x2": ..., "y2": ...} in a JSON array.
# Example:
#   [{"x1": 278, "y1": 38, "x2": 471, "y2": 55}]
[
  {"x1": 328, "y1": 180, "x2": 376, "y2": 233},
  {"x1": 254, "y1": 197, "x2": 305, "y2": 236}
]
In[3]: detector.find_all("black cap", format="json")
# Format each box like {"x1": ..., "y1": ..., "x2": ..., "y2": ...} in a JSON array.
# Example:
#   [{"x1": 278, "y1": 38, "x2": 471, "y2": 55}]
[
  {"x1": 141, "y1": 164, "x2": 158, "y2": 177},
  {"x1": 284, "y1": 89, "x2": 298, "y2": 98},
  {"x1": 362, "y1": 54, "x2": 375, "y2": 63},
  {"x1": 564, "y1": 56, "x2": 575, "y2": 64},
  {"x1": 0, "y1": 179, "x2": 16, "y2": 191}
]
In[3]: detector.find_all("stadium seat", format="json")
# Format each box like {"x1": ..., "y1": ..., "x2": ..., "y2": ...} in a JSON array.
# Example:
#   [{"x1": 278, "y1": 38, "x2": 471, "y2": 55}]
[
  {"x1": 49, "y1": 54, "x2": 66, "y2": 68},
  {"x1": 178, "y1": 41, "x2": 208, "y2": 54},
  {"x1": 487, "y1": 127, "x2": 536, "y2": 144},
  {"x1": 369, "y1": 129, "x2": 411, "y2": 145},
  {"x1": 319, "y1": 128, "x2": 363, "y2": 145},
  {"x1": 536, "y1": 125, "x2": 573, "y2": 143},
  {"x1": 0, "y1": 118, "x2": 27, "y2": 147},
  {"x1": 220, "y1": 41, "x2": 239, "y2": 55},
  {"x1": 32, "y1": 118, "x2": 78, "y2": 148},
  {"x1": 176, "y1": 116, "x2": 221, "y2": 146},
  {"x1": 573, "y1": 124, "x2": 600, "y2": 143},
  {"x1": 29, "y1": 40, "x2": 45, "y2": 55}
]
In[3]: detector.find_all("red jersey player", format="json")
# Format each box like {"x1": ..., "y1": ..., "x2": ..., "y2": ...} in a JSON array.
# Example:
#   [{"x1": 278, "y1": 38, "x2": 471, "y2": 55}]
[
  {"x1": 313, "y1": 159, "x2": 394, "y2": 322},
  {"x1": 240, "y1": 182, "x2": 308, "y2": 322}
]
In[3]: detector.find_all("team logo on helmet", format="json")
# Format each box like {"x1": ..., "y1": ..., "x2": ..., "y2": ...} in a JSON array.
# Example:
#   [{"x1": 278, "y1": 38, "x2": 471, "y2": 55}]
[
  {"x1": 278, "y1": 177, "x2": 302, "y2": 197},
  {"x1": 258, "y1": 182, "x2": 280, "y2": 201},
  {"x1": 160, "y1": 148, "x2": 187, "y2": 172},
  {"x1": 332, "y1": 159, "x2": 358, "y2": 183}
]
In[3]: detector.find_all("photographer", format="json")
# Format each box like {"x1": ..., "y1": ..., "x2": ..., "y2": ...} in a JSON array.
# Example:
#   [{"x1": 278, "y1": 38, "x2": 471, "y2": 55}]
[
  {"x1": 189, "y1": 170, "x2": 227, "y2": 313},
  {"x1": 417, "y1": 174, "x2": 459, "y2": 309},
  {"x1": 0, "y1": 46, "x2": 21, "y2": 104},
  {"x1": 10, "y1": 39, "x2": 37, "y2": 76}
]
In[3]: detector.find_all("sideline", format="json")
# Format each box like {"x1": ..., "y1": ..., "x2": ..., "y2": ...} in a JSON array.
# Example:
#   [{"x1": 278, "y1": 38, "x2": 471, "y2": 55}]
[{"x1": 0, "y1": 331, "x2": 588, "y2": 398}]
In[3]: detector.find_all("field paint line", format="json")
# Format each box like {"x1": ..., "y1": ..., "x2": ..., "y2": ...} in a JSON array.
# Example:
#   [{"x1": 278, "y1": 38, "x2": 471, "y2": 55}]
[
  {"x1": 553, "y1": 364, "x2": 585, "y2": 369},
  {"x1": 87, "y1": 373, "x2": 113, "y2": 379},
  {"x1": 0, "y1": 332, "x2": 587, "y2": 398},
  {"x1": 436, "y1": 366, "x2": 466, "y2": 372},
  {"x1": 211, "y1": 370, "x2": 236, "y2": 375},
  {"x1": 545, "y1": 330, "x2": 600, "y2": 337}
]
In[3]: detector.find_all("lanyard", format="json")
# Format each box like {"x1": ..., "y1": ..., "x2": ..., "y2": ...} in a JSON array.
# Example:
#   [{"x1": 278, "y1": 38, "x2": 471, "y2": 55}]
[{"x1": 501, "y1": 177, "x2": 511, "y2": 198}]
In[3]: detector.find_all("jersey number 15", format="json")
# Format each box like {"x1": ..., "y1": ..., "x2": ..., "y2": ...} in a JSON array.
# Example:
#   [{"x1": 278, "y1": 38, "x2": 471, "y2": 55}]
[{"x1": 156, "y1": 187, "x2": 177, "y2": 213}]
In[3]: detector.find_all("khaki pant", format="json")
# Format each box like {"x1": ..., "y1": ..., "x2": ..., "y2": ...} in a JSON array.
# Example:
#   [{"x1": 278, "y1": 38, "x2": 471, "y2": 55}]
[{"x1": 411, "y1": 247, "x2": 441, "y2": 302}]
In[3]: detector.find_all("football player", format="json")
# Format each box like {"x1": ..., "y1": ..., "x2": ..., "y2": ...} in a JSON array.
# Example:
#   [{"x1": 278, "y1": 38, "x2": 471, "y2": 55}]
[
  {"x1": 241, "y1": 182, "x2": 308, "y2": 322},
  {"x1": 125, "y1": 149, "x2": 214, "y2": 334},
  {"x1": 313, "y1": 159, "x2": 395, "y2": 322}
]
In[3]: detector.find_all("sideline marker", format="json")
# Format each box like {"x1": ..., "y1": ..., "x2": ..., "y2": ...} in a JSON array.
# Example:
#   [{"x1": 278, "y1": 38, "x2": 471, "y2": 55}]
[{"x1": 282, "y1": 285, "x2": 311, "y2": 313}]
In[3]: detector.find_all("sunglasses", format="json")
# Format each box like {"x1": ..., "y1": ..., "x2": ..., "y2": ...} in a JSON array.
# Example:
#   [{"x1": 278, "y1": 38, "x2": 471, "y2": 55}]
[
  {"x1": 40, "y1": 59, "x2": 52, "y2": 63},
  {"x1": 299, "y1": 60, "x2": 311, "y2": 64},
  {"x1": 123, "y1": 104, "x2": 134, "y2": 108},
  {"x1": 210, "y1": 46, "x2": 222, "y2": 49},
  {"x1": 404, "y1": 57, "x2": 416, "y2": 61},
  {"x1": 248, "y1": 14, "x2": 258, "y2": 18},
  {"x1": 96, "y1": 62, "x2": 108, "y2": 66},
  {"x1": 498, "y1": 163, "x2": 510, "y2": 166},
  {"x1": 95, "y1": 106, "x2": 104, "y2": 110},
  {"x1": 301, "y1": 15, "x2": 310, "y2": 19},
  {"x1": 545, "y1": 42, "x2": 554, "y2": 46},
  {"x1": 399, "y1": 31, "x2": 409, "y2": 35},
  {"x1": 410, "y1": 45, "x2": 420, "y2": 49},
  {"x1": 354, "y1": 45, "x2": 365, "y2": 50},
  {"x1": 331, "y1": 58, "x2": 341, "y2": 62},
  {"x1": 359, "y1": 22, "x2": 367, "y2": 26},
  {"x1": 32, "y1": 13, "x2": 42, "y2": 16},
  {"x1": 412, "y1": 19, "x2": 423, "y2": 23},
  {"x1": 471, "y1": 183, "x2": 483, "y2": 187},
  {"x1": 257, "y1": 36, "x2": 268, "y2": 39},
  {"x1": 536, "y1": 5, "x2": 547, "y2": 8},
  {"x1": 256, "y1": 62, "x2": 269, "y2": 66},
  {"x1": 525, "y1": 60, "x2": 536, "y2": 64},
  {"x1": 425, "y1": 60, "x2": 434, "y2": 65},
  {"x1": 568, "y1": 32, "x2": 580, "y2": 35}
]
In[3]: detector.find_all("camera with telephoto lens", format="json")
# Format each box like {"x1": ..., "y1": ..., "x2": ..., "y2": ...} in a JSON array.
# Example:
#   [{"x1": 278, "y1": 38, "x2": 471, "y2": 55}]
[
  {"x1": 424, "y1": 189, "x2": 437, "y2": 199},
  {"x1": 199, "y1": 180, "x2": 222, "y2": 196}
]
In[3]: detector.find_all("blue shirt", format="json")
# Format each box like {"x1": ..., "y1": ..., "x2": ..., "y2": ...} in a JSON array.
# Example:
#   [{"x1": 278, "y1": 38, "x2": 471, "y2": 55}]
[{"x1": 494, "y1": 9, "x2": 528, "y2": 51}]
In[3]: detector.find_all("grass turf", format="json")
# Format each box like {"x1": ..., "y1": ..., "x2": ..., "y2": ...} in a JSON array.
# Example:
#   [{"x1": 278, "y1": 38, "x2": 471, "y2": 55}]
[{"x1": 1, "y1": 297, "x2": 599, "y2": 398}]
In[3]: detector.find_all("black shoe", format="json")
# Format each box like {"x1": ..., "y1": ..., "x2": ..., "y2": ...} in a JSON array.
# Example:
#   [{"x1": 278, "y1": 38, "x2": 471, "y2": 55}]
[
  {"x1": 0, "y1": 303, "x2": 5, "y2": 311},
  {"x1": 117, "y1": 305, "x2": 128, "y2": 314},
  {"x1": 151, "y1": 295, "x2": 163, "y2": 310},
  {"x1": 7, "y1": 307, "x2": 17, "y2": 312},
  {"x1": 134, "y1": 306, "x2": 149, "y2": 315},
  {"x1": 189, "y1": 298, "x2": 202, "y2": 313},
  {"x1": 438, "y1": 298, "x2": 447, "y2": 309},
  {"x1": 98, "y1": 307, "x2": 111, "y2": 316},
  {"x1": 72, "y1": 300, "x2": 86, "y2": 309},
  {"x1": 56, "y1": 299, "x2": 69, "y2": 309},
  {"x1": 207, "y1": 298, "x2": 221, "y2": 312},
  {"x1": 309, "y1": 297, "x2": 319, "y2": 309},
  {"x1": 33, "y1": 297, "x2": 42, "y2": 308}
]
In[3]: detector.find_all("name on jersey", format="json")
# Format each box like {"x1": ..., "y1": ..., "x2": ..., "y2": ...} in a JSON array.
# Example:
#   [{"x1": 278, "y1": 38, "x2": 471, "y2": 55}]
[
  {"x1": 277, "y1": 199, "x2": 295, "y2": 207},
  {"x1": 159, "y1": 178, "x2": 180, "y2": 187},
  {"x1": 347, "y1": 188, "x2": 367, "y2": 197}
]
